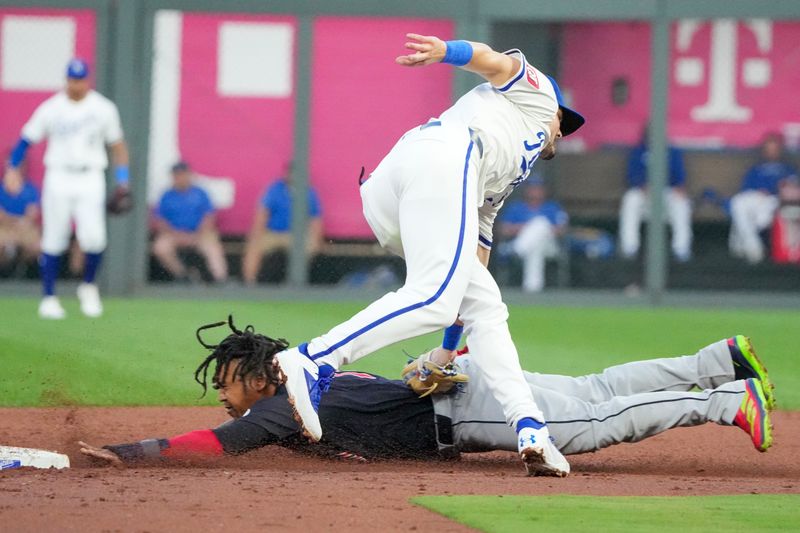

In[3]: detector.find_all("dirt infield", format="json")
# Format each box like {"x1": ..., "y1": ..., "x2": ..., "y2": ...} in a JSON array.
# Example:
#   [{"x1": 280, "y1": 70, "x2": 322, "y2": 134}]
[{"x1": 1, "y1": 407, "x2": 798, "y2": 532}]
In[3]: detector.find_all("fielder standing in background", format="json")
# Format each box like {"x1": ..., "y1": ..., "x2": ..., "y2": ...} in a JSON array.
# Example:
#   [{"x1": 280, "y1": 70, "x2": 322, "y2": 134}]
[{"x1": 4, "y1": 59, "x2": 130, "y2": 319}]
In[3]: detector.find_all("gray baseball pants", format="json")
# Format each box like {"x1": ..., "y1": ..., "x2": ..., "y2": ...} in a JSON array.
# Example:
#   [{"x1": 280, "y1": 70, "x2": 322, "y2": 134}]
[{"x1": 431, "y1": 340, "x2": 747, "y2": 455}]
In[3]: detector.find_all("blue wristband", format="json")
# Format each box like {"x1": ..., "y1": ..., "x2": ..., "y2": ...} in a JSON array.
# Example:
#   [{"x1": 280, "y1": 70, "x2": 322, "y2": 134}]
[
  {"x1": 442, "y1": 323, "x2": 464, "y2": 351},
  {"x1": 9, "y1": 138, "x2": 30, "y2": 168},
  {"x1": 115, "y1": 165, "x2": 130, "y2": 185},
  {"x1": 442, "y1": 40, "x2": 473, "y2": 67}
]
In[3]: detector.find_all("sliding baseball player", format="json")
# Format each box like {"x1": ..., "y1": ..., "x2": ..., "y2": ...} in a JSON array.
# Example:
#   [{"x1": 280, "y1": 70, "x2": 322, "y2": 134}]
[{"x1": 274, "y1": 33, "x2": 585, "y2": 476}]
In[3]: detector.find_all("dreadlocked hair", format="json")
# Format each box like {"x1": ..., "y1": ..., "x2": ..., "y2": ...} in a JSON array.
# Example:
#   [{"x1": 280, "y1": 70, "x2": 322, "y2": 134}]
[{"x1": 193, "y1": 315, "x2": 289, "y2": 397}]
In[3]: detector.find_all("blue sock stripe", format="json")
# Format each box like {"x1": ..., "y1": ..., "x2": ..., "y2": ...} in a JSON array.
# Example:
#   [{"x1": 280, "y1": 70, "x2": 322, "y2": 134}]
[
  {"x1": 309, "y1": 139, "x2": 475, "y2": 361},
  {"x1": 40, "y1": 253, "x2": 60, "y2": 296},
  {"x1": 516, "y1": 417, "x2": 545, "y2": 432},
  {"x1": 83, "y1": 252, "x2": 103, "y2": 283}
]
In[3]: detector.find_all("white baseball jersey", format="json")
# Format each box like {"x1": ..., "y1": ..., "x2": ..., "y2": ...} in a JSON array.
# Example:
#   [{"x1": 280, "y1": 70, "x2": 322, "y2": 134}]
[
  {"x1": 21, "y1": 90, "x2": 123, "y2": 172},
  {"x1": 439, "y1": 49, "x2": 559, "y2": 248}
]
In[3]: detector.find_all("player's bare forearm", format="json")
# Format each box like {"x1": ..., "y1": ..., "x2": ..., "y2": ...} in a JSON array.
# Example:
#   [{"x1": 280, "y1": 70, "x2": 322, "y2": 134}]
[
  {"x1": 461, "y1": 42, "x2": 520, "y2": 86},
  {"x1": 20, "y1": 207, "x2": 39, "y2": 228},
  {"x1": 396, "y1": 34, "x2": 519, "y2": 87},
  {"x1": 110, "y1": 141, "x2": 129, "y2": 167},
  {"x1": 199, "y1": 214, "x2": 217, "y2": 234},
  {"x1": 477, "y1": 245, "x2": 490, "y2": 267},
  {"x1": 153, "y1": 218, "x2": 172, "y2": 234},
  {"x1": 3, "y1": 166, "x2": 22, "y2": 184}
]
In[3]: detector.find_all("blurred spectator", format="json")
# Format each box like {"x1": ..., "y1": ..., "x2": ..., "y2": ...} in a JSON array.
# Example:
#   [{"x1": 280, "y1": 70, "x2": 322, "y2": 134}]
[
  {"x1": 498, "y1": 178, "x2": 568, "y2": 292},
  {"x1": 0, "y1": 161, "x2": 40, "y2": 270},
  {"x1": 152, "y1": 161, "x2": 228, "y2": 283},
  {"x1": 242, "y1": 163, "x2": 323, "y2": 285},
  {"x1": 729, "y1": 133, "x2": 798, "y2": 264},
  {"x1": 770, "y1": 175, "x2": 800, "y2": 264},
  {"x1": 618, "y1": 129, "x2": 692, "y2": 262}
]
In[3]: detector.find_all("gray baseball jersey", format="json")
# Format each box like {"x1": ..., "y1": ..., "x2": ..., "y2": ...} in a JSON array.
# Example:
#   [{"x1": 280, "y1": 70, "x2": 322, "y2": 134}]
[{"x1": 432, "y1": 339, "x2": 746, "y2": 456}]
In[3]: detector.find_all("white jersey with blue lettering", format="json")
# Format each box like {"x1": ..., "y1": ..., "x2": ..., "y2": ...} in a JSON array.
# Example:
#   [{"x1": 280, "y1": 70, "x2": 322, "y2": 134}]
[
  {"x1": 438, "y1": 49, "x2": 559, "y2": 248},
  {"x1": 21, "y1": 89, "x2": 123, "y2": 172},
  {"x1": 288, "y1": 47, "x2": 564, "y2": 432}
]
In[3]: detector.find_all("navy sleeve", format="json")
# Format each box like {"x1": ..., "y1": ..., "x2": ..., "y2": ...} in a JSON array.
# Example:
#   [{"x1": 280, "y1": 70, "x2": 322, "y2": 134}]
[
  {"x1": 669, "y1": 147, "x2": 687, "y2": 187},
  {"x1": 211, "y1": 393, "x2": 301, "y2": 455},
  {"x1": 740, "y1": 165, "x2": 761, "y2": 191},
  {"x1": 626, "y1": 146, "x2": 646, "y2": 188},
  {"x1": 782, "y1": 163, "x2": 798, "y2": 181}
]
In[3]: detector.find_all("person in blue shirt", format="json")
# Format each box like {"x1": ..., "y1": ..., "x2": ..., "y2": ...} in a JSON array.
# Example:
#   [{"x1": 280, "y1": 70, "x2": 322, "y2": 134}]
[
  {"x1": 618, "y1": 129, "x2": 693, "y2": 262},
  {"x1": 152, "y1": 161, "x2": 228, "y2": 282},
  {"x1": 498, "y1": 177, "x2": 568, "y2": 292},
  {"x1": 242, "y1": 163, "x2": 323, "y2": 285},
  {"x1": 729, "y1": 133, "x2": 798, "y2": 264},
  {"x1": 0, "y1": 160, "x2": 40, "y2": 268}
]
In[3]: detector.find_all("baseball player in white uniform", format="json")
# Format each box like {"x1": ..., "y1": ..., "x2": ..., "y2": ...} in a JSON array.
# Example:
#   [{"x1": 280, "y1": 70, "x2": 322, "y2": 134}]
[
  {"x1": 275, "y1": 34, "x2": 585, "y2": 476},
  {"x1": 5, "y1": 59, "x2": 130, "y2": 319}
]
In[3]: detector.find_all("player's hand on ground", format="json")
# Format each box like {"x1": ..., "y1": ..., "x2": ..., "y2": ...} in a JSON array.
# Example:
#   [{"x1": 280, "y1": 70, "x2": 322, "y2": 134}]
[
  {"x1": 396, "y1": 33, "x2": 446, "y2": 67},
  {"x1": 78, "y1": 441, "x2": 125, "y2": 468}
]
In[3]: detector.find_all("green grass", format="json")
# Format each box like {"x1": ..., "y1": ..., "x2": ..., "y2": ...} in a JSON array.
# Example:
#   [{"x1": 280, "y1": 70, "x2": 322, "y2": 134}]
[
  {"x1": 412, "y1": 494, "x2": 800, "y2": 532},
  {"x1": 1, "y1": 296, "x2": 798, "y2": 407}
]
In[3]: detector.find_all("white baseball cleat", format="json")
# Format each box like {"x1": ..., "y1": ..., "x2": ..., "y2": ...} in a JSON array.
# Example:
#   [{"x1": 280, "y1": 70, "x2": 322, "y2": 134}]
[
  {"x1": 38, "y1": 296, "x2": 66, "y2": 320},
  {"x1": 274, "y1": 346, "x2": 335, "y2": 442},
  {"x1": 518, "y1": 424, "x2": 570, "y2": 477},
  {"x1": 77, "y1": 283, "x2": 103, "y2": 318}
]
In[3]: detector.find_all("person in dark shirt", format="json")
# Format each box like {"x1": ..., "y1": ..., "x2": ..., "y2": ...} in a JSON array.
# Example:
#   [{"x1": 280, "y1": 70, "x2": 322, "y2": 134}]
[
  {"x1": 78, "y1": 318, "x2": 774, "y2": 470},
  {"x1": 618, "y1": 130, "x2": 692, "y2": 262},
  {"x1": 0, "y1": 160, "x2": 40, "y2": 268},
  {"x1": 242, "y1": 163, "x2": 323, "y2": 285},
  {"x1": 729, "y1": 133, "x2": 798, "y2": 264},
  {"x1": 152, "y1": 161, "x2": 228, "y2": 283}
]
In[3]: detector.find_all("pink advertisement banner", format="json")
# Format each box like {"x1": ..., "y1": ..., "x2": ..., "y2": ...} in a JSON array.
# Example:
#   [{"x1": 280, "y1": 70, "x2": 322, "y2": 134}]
[
  {"x1": 0, "y1": 7, "x2": 97, "y2": 189},
  {"x1": 560, "y1": 21, "x2": 800, "y2": 150},
  {"x1": 147, "y1": 13, "x2": 453, "y2": 237}
]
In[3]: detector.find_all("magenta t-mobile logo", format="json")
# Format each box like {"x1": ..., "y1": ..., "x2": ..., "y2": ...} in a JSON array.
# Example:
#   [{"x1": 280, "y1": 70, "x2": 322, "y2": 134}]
[{"x1": 675, "y1": 19, "x2": 772, "y2": 123}]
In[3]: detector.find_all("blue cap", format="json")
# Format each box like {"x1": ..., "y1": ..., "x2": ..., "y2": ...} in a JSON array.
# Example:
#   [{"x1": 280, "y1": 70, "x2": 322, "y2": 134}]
[
  {"x1": 546, "y1": 75, "x2": 585, "y2": 137},
  {"x1": 171, "y1": 160, "x2": 190, "y2": 173},
  {"x1": 66, "y1": 59, "x2": 89, "y2": 79}
]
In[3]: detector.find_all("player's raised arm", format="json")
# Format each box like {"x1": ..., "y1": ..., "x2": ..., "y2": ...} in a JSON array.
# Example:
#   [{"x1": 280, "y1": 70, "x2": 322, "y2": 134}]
[{"x1": 396, "y1": 33, "x2": 519, "y2": 88}]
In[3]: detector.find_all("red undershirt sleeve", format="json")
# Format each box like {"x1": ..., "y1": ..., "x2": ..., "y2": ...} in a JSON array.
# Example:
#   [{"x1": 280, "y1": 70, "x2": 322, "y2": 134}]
[{"x1": 163, "y1": 429, "x2": 224, "y2": 458}]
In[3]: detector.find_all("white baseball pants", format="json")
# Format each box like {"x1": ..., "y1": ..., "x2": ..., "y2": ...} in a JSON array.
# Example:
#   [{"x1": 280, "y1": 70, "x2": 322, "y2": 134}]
[
  {"x1": 41, "y1": 169, "x2": 107, "y2": 255},
  {"x1": 728, "y1": 190, "x2": 779, "y2": 263},
  {"x1": 511, "y1": 217, "x2": 559, "y2": 292},
  {"x1": 618, "y1": 187, "x2": 692, "y2": 259},
  {"x1": 301, "y1": 122, "x2": 544, "y2": 424}
]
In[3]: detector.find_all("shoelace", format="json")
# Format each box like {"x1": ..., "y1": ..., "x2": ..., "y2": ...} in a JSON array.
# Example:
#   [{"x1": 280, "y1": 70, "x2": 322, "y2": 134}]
[{"x1": 317, "y1": 364, "x2": 335, "y2": 393}]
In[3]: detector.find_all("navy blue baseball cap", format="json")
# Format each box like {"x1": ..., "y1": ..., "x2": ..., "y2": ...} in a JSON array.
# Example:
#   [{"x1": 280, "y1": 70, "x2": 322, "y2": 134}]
[
  {"x1": 546, "y1": 75, "x2": 585, "y2": 137},
  {"x1": 171, "y1": 160, "x2": 191, "y2": 173},
  {"x1": 66, "y1": 59, "x2": 90, "y2": 79}
]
